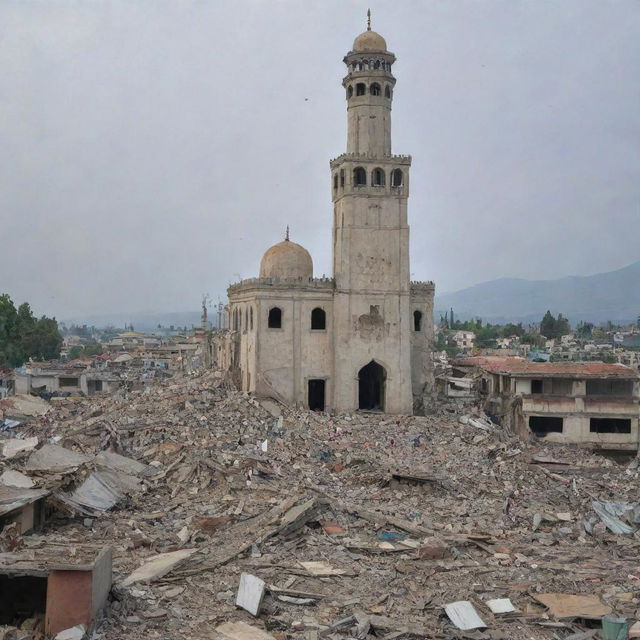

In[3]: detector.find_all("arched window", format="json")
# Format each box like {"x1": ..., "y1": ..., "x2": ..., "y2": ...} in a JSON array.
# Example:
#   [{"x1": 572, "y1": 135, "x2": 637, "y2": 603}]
[
  {"x1": 311, "y1": 307, "x2": 326, "y2": 330},
  {"x1": 347, "y1": 85, "x2": 353, "y2": 99},
  {"x1": 372, "y1": 168, "x2": 385, "y2": 186},
  {"x1": 385, "y1": 85, "x2": 391, "y2": 98},
  {"x1": 357, "y1": 61, "x2": 363, "y2": 71},
  {"x1": 339, "y1": 169, "x2": 345, "y2": 187},
  {"x1": 391, "y1": 168, "x2": 403, "y2": 187},
  {"x1": 356, "y1": 83, "x2": 366, "y2": 96},
  {"x1": 250, "y1": 307, "x2": 254, "y2": 330},
  {"x1": 333, "y1": 173, "x2": 338, "y2": 190},
  {"x1": 374, "y1": 60, "x2": 380, "y2": 70},
  {"x1": 268, "y1": 307, "x2": 282, "y2": 329},
  {"x1": 233, "y1": 309, "x2": 238, "y2": 330},
  {"x1": 363, "y1": 59, "x2": 369, "y2": 70},
  {"x1": 370, "y1": 83, "x2": 381, "y2": 96},
  {"x1": 413, "y1": 310, "x2": 422, "y2": 332},
  {"x1": 353, "y1": 167, "x2": 366, "y2": 186},
  {"x1": 244, "y1": 308, "x2": 248, "y2": 329}
]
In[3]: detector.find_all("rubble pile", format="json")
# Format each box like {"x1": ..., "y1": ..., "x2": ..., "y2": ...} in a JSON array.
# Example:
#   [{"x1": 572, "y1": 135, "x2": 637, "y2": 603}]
[{"x1": 1, "y1": 370, "x2": 639, "y2": 639}]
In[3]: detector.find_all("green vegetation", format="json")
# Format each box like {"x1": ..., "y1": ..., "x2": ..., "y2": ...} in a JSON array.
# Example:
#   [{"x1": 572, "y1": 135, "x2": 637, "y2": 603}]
[
  {"x1": 67, "y1": 341, "x2": 103, "y2": 360},
  {"x1": 539, "y1": 310, "x2": 571, "y2": 339},
  {"x1": 0, "y1": 294, "x2": 62, "y2": 367}
]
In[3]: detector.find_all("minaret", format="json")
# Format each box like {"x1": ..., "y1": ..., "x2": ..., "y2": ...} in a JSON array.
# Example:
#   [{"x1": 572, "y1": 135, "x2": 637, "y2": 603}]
[
  {"x1": 330, "y1": 15, "x2": 413, "y2": 414},
  {"x1": 330, "y1": 14, "x2": 411, "y2": 293}
]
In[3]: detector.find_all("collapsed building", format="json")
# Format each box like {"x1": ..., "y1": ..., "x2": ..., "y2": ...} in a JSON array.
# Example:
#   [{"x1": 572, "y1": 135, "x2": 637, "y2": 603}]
[
  {"x1": 461, "y1": 358, "x2": 640, "y2": 451},
  {"x1": 213, "y1": 23, "x2": 435, "y2": 414}
]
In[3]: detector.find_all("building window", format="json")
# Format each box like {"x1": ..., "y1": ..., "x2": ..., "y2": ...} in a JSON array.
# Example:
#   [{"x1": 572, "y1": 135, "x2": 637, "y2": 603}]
[
  {"x1": 268, "y1": 307, "x2": 282, "y2": 329},
  {"x1": 347, "y1": 85, "x2": 353, "y2": 99},
  {"x1": 356, "y1": 83, "x2": 366, "y2": 96},
  {"x1": 391, "y1": 168, "x2": 403, "y2": 187},
  {"x1": 311, "y1": 307, "x2": 326, "y2": 330},
  {"x1": 586, "y1": 379, "x2": 633, "y2": 397},
  {"x1": 370, "y1": 82, "x2": 381, "y2": 96},
  {"x1": 339, "y1": 169, "x2": 345, "y2": 187},
  {"x1": 529, "y1": 416, "x2": 564, "y2": 434},
  {"x1": 333, "y1": 173, "x2": 338, "y2": 190},
  {"x1": 372, "y1": 168, "x2": 385, "y2": 186},
  {"x1": 373, "y1": 59, "x2": 380, "y2": 70},
  {"x1": 385, "y1": 85, "x2": 391, "y2": 98},
  {"x1": 531, "y1": 379, "x2": 543, "y2": 394},
  {"x1": 250, "y1": 307, "x2": 253, "y2": 330},
  {"x1": 590, "y1": 418, "x2": 631, "y2": 434},
  {"x1": 413, "y1": 310, "x2": 422, "y2": 331},
  {"x1": 353, "y1": 167, "x2": 366, "y2": 186}
]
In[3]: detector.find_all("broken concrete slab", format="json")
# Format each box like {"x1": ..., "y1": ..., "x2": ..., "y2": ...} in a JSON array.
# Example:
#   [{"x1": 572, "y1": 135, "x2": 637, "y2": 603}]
[
  {"x1": 120, "y1": 548, "x2": 197, "y2": 586},
  {"x1": 95, "y1": 450, "x2": 154, "y2": 477},
  {"x1": 0, "y1": 469, "x2": 35, "y2": 488},
  {"x1": 57, "y1": 470, "x2": 142, "y2": 514},
  {"x1": 0, "y1": 394, "x2": 50, "y2": 418},
  {"x1": 25, "y1": 444, "x2": 91, "y2": 473},
  {"x1": 235, "y1": 572, "x2": 265, "y2": 616},
  {"x1": 277, "y1": 498, "x2": 323, "y2": 537},
  {"x1": 1, "y1": 436, "x2": 38, "y2": 459}
]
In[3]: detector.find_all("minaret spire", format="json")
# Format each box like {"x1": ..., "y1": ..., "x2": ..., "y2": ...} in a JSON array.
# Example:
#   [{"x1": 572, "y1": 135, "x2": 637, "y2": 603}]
[
  {"x1": 285, "y1": 225, "x2": 290, "y2": 241},
  {"x1": 367, "y1": 8, "x2": 371, "y2": 31}
]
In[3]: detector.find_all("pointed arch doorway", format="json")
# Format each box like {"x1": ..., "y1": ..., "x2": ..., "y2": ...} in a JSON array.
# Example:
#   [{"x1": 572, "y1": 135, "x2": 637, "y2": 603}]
[{"x1": 358, "y1": 360, "x2": 386, "y2": 411}]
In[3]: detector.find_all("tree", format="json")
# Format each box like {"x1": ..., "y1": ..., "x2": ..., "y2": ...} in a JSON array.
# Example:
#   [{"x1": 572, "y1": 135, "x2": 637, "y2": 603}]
[
  {"x1": 68, "y1": 346, "x2": 83, "y2": 360},
  {"x1": 576, "y1": 321, "x2": 594, "y2": 339},
  {"x1": 555, "y1": 313, "x2": 571, "y2": 336},
  {"x1": 540, "y1": 311, "x2": 556, "y2": 339},
  {"x1": 500, "y1": 323, "x2": 525, "y2": 338},
  {"x1": 0, "y1": 294, "x2": 62, "y2": 367}
]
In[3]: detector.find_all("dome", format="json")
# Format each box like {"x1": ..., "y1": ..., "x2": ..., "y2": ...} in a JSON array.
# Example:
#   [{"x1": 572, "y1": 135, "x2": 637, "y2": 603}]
[
  {"x1": 353, "y1": 30, "x2": 387, "y2": 52},
  {"x1": 260, "y1": 239, "x2": 313, "y2": 280}
]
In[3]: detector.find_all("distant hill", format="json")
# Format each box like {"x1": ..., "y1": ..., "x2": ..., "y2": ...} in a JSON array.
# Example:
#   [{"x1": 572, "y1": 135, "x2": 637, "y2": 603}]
[
  {"x1": 435, "y1": 260, "x2": 640, "y2": 325},
  {"x1": 62, "y1": 311, "x2": 204, "y2": 332}
]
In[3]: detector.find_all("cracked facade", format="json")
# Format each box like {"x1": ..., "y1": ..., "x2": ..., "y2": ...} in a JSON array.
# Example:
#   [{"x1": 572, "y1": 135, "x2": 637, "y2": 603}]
[{"x1": 217, "y1": 24, "x2": 435, "y2": 414}]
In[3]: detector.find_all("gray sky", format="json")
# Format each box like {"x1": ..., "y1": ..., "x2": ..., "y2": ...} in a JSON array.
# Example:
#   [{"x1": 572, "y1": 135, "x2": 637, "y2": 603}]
[{"x1": 1, "y1": 0, "x2": 638, "y2": 320}]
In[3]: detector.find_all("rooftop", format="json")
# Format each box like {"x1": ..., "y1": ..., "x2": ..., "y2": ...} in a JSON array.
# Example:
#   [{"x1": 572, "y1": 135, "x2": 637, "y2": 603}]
[{"x1": 478, "y1": 360, "x2": 639, "y2": 379}]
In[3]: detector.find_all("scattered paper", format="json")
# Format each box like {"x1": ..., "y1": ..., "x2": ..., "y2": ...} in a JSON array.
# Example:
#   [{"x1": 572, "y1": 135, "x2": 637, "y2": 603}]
[{"x1": 444, "y1": 600, "x2": 486, "y2": 630}]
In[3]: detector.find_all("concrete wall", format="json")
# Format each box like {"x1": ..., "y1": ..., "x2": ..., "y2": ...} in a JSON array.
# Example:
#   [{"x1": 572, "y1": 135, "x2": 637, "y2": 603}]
[
  {"x1": 228, "y1": 286, "x2": 334, "y2": 408},
  {"x1": 91, "y1": 548, "x2": 112, "y2": 619},
  {"x1": 410, "y1": 286, "x2": 435, "y2": 409}
]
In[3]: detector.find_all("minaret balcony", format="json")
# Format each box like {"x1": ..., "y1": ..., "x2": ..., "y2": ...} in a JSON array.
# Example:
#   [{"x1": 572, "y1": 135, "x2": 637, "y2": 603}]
[{"x1": 329, "y1": 152, "x2": 411, "y2": 168}]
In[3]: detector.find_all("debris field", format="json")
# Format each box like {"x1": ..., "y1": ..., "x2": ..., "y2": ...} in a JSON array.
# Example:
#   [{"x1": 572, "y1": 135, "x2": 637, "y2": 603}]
[{"x1": 1, "y1": 370, "x2": 639, "y2": 639}]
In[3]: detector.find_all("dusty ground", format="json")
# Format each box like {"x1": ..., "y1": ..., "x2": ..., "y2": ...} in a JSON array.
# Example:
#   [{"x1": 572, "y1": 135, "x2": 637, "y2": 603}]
[{"x1": 2, "y1": 370, "x2": 639, "y2": 639}]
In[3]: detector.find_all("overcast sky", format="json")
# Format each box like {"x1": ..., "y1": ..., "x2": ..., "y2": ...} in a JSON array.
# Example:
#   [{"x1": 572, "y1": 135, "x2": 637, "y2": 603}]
[{"x1": 1, "y1": 0, "x2": 638, "y2": 320}]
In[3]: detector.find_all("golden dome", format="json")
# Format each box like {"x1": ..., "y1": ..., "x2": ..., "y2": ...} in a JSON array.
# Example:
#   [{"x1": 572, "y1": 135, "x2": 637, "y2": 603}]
[
  {"x1": 353, "y1": 30, "x2": 387, "y2": 52},
  {"x1": 260, "y1": 239, "x2": 313, "y2": 280}
]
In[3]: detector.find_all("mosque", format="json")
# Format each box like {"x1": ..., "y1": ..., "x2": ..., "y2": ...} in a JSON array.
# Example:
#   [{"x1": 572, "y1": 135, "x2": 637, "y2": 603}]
[{"x1": 217, "y1": 17, "x2": 435, "y2": 414}]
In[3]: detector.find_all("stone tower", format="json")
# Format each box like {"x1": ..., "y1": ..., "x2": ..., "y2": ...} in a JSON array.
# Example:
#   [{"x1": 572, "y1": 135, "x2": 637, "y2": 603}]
[
  {"x1": 330, "y1": 17, "x2": 414, "y2": 413},
  {"x1": 221, "y1": 16, "x2": 434, "y2": 415}
]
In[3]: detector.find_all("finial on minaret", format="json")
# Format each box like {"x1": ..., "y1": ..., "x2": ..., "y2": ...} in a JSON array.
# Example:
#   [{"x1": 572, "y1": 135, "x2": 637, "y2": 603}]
[
  {"x1": 285, "y1": 225, "x2": 290, "y2": 241},
  {"x1": 367, "y1": 8, "x2": 371, "y2": 31}
]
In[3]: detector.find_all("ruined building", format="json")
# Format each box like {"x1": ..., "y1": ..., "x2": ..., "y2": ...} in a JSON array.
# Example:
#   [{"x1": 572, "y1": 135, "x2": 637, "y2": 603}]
[{"x1": 217, "y1": 21, "x2": 435, "y2": 414}]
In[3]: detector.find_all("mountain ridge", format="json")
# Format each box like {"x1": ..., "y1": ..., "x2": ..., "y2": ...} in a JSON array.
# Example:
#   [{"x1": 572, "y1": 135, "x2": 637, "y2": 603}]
[{"x1": 435, "y1": 260, "x2": 640, "y2": 324}]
